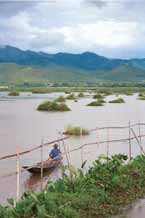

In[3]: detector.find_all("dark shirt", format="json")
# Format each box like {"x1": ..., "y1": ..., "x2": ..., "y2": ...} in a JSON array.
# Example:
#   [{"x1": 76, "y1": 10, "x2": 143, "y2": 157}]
[{"x1": 49, "y1": 148, "x2": 61, "y2": 159}]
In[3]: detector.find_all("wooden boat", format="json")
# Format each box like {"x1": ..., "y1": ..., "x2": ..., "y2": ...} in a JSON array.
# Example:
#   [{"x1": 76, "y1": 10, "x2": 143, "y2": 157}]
[{"x1": 23, "y1": 158, "x2": 62, "y2": 174}]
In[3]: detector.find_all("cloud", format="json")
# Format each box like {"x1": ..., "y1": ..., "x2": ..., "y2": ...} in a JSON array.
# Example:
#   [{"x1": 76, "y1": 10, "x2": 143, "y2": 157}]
[
  {"x1": 0, "y1": 1, "x2": 35, "y2": 17},
  {"x1": 83, "y1": 0, "x2": 107, "y2": 8},
  {"x1": 0, "y1": 0, "x2": 145, "y2": 58}
]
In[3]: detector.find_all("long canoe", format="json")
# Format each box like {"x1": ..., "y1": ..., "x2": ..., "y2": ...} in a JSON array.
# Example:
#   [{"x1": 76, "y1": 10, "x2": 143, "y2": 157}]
[{"x1": 23, "y1": 158, "x2": 62, "y2": 174}]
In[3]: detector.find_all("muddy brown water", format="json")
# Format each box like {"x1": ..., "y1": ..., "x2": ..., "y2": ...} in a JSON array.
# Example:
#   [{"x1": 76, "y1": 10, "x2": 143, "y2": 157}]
[{"x1": 0, "y1": 92, "x2": 145, "y2": 217}]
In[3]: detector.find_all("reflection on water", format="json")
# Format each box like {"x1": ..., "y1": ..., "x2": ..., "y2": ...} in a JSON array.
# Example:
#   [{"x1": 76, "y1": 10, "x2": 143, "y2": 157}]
[
  {"x1": 0, "y1": 92, "x2": 145, "y2": 212},
  {"x1": 115, "y1": 198, "x2": 145, "y2": 218}
]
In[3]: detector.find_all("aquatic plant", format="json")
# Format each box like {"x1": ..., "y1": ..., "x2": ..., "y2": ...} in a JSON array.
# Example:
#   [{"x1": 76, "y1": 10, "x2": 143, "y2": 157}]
[
  {"x1": 109, "y1": 98, "x2": 125, "y2": 103},
  {"x1": 1, "y1": 155, "x2": 145, "y2": 218},
  {"x1": 64, "y1": 125, "x2": 89, "y2": 136},
  {"x1": 66, "y1": 93, "x2": 76, "y2": 100},
  {"x1": 55, "y1": 96, "x2": 66, "y2": 103},
  {"x1": 87, "y1": 100, "x2": 104, "y2": 106},
  {"x1": 8, "y1": 91, "x2": 19, "y2": 96},
  {"x1": 37, "y1": 101, "x2": 70, "y2": 111},
  {"x1": 93, "y1": 93, "x2": 104, "y2": 99},
  {"x1": 78, "y1": 92, "x2": 84, "y2": 98},
  {"x1": 137, "y1": 93, "x2": 145, "y2": 100}
]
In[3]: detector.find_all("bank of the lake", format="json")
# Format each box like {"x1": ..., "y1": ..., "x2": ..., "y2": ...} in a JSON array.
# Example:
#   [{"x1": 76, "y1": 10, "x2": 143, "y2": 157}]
[{"x1": 1, "y1": 154, "x2": 145, "y2": 218}]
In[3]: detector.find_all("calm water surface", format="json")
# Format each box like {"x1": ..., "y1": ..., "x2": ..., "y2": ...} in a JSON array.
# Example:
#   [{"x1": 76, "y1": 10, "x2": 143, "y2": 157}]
[{"x1": 0, "y1": 92, "x2": 145, "y2": 217}]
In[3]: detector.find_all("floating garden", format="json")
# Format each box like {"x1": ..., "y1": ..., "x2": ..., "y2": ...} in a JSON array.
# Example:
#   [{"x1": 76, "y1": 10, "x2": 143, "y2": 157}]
[
  {"x1": 55, "y1": 96, "x2": 66, "y2": 103},
  {"x1": 8, "y1": 91, "x2": 19, "y2": 96},
  {"x1": 109, "y1": 98, "x2": 125, "y2": 103},
  {"x1": 64, "y1": 125, "x2": 89, "y2": 136},
  {"x1": 37, "y1": 101, "x2": 70, "y2": 112}
]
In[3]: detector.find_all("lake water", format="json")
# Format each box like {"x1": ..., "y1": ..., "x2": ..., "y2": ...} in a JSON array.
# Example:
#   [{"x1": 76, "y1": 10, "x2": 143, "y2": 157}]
[{"x1": 0, "y1": 91, "x2": 145, "y2": 217}]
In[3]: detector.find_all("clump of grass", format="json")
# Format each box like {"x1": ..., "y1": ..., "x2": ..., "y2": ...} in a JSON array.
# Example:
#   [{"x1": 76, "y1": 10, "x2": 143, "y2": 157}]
[
  {"x1": 138, "y1": 96, "x2": 145, "y2": 100},
  {"x1": 138, "y1": 92, "x2": 145, "y2": 97},
  {"x1": 64, "y1": 125, "x2": 89, "y2": 136},
  {"x1": 66, "y1": 93, "x2": 76, "y2": 100},
  {"x1": 109, "y1": 98, "x2": 125, "y2": 103},
  {"x1": 87, "y1": 100, "x2": 104, "y2": 106},
  {"x1": 37, "y1": 101, "x2": 70, "y2": 111},
  {"x1": 65, "y1": 90, "x2": 71, "y2": 94},
  {"x1": 55, "y1": 96, "x2": 66, "y2": 103},
  {"x1": 124, "y1": 92, "x2": 133, "y2": 96},
  {"x1": 78, "y1": 92, "x2": 84, "y2": 98},
  {"x1": 8, "y1": 91, "x2": 19, "y2": 96},
  {"x1": 93, "y1": 94, "x2": 104, "y2": 99}
]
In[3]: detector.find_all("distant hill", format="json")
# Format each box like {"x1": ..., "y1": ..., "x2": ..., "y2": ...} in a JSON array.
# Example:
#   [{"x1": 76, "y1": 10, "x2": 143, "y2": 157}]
[
  {"x1": 1, "y1": 45, "x2": 145, "y2": 84},
  {"x1": 0, "y1": 63, "x2": 95, "y2": 84}
]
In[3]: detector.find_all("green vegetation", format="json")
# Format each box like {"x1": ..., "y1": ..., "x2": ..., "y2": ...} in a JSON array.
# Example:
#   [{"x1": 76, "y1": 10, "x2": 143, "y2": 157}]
[
  {"x1": 93, "y1": 94, "x2": 104, "y2": 99},
  {"x1": 138, "y1": 92, "x2": 145, "y2": 100},
  {"x1": 66, "y1": 93, "x2": 76, "y2": 100},
  {"x1": 109, "y1": 98, "x2": 125, "y2": 103},
  {"x1": 1, "y1": 155, "x2": 145, "y2": 218},
  {"x1": 55, "y1": 96, "x2": 66, "y2": 103},
  {"x1": 8, "y1": 91, "x2": 19, "y2": 96},
  {"x1": 78, "y1": 92, "x2": 84, "y2": 98},
  {"x1": 37, "y1": 101, "x2": 70, "y2": 112},
  {"x1": 138, "y1": 96, "x2": 145, "y2": 100},
  {"x1": 64, "y1": 125, "x2": 89, "y2": 136},
  {"x1": 87, "y1": 100, "x2": 104, "y2": 106}
]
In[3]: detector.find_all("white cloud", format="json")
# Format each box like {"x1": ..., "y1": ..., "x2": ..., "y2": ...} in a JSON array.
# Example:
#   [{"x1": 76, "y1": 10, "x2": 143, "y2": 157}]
[{"x1": 0, "y1": 0, "x2": 145, "y2": 58}]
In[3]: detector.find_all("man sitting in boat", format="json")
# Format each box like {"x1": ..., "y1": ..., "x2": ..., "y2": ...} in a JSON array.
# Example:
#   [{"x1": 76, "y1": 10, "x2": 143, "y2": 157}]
[{"x1": 49, "y1": 144, "x2": 62, "y2": 160}]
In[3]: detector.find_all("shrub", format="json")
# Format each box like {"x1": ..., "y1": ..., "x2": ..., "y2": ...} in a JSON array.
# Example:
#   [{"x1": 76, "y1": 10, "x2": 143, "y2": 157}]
[
  {"x1": 37, "y1": 101, "x2": 70, "y2": 111},
  {"x1": 109, "y1": 98, "x2": 125, "y2": 103}
]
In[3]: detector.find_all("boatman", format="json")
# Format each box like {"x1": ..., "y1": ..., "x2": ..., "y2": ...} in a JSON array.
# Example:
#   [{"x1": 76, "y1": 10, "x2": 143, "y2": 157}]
[{"x1": 49, "y1": 144, "x2": 62, "y2": 160}]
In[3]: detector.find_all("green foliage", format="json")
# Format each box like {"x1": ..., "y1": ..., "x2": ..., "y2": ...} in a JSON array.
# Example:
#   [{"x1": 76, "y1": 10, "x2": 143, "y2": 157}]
[
  {"x1": 66, "y1": 94, "x2": 76, "y2": 100},
  {"x1": 1, "y1": 155, "x2": 145, "y2": 218},
  {"x1": 138, "y1": 93, "x2": 145, "y2": 100},
  {"x1": 109, "y1": 98, "x2": 125, "y2": 103},
  {"x1": 87, "y1": 100, "x2": 104, "y2": 106},
  {"x1": 8, "y1": 91, "x2": 19, "y2": 96},
  {"x1": 93, "y1": 94, "x2": 104, "y2": 99},
  {"x1": 37, "y1": 101, "x2": 71, "y2": 112},
  {"x1": 78, "y1": 92, "x2": 84, "y2": 98},
  {"x1": 55, "y1": 96, "x2": 66, "y2": 103},
  {"x1": 64, "y1": 125, "x2": 89, "y2": 136}
]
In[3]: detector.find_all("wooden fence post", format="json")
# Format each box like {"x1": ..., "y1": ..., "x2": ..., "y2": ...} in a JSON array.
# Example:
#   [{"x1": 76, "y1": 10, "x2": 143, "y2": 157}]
[
  {"x1": 130, "y1": 127, "x2": 145, "y2": 156},
  {"x1": 107, "y1": 128, "x2": 109, "y2": 159},
  {"x1": 138, "y1": 121, "x2": 142, "y2": 155},
  {"x1": 16, "y1": 145, "x2": 20, "y2": 202},
  {"x1": 128, "y1": 121, "x2": 132, "y2": 160},
  {"x1": 60, "y1": 132, "x2": 75, "y2": 191},
  {"x1": 80, "y1": 128, "x2": 84, "y2": 166},
  {"x1": 41, "y1": 138, "x2": 44, "y2": 191}
]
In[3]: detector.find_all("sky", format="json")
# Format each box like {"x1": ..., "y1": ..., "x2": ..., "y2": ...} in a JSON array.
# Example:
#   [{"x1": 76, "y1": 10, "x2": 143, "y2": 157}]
[{"x1": 0, "y1": 0, "x2": 145, "y2": 58}]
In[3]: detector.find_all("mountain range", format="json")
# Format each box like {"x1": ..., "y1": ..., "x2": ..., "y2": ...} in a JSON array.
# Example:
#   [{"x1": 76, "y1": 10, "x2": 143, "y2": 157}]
[{"x1": 1, "y1": 45, "x2": 145, "y2": 84}]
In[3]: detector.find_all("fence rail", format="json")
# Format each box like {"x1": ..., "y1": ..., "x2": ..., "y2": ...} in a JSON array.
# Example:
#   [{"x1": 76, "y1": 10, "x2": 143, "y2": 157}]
[{"x1": 0, "y1": 121, "x2": 145, "y2": 202}]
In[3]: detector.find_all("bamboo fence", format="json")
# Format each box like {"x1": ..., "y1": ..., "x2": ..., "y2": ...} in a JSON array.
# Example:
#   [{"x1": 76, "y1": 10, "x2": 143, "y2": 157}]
[{"x1": 0, "y1": 122, "x2": 145, "y2": 201}]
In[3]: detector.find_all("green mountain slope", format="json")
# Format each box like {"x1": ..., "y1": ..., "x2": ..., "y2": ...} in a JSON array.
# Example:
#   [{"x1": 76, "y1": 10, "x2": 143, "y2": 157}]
[
  {"x1": 0, "y1": 63, "x2": 96, "y2": 84},
  {"x1": 100, "y1": 65, "x2": 145, "y2": 81}
]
